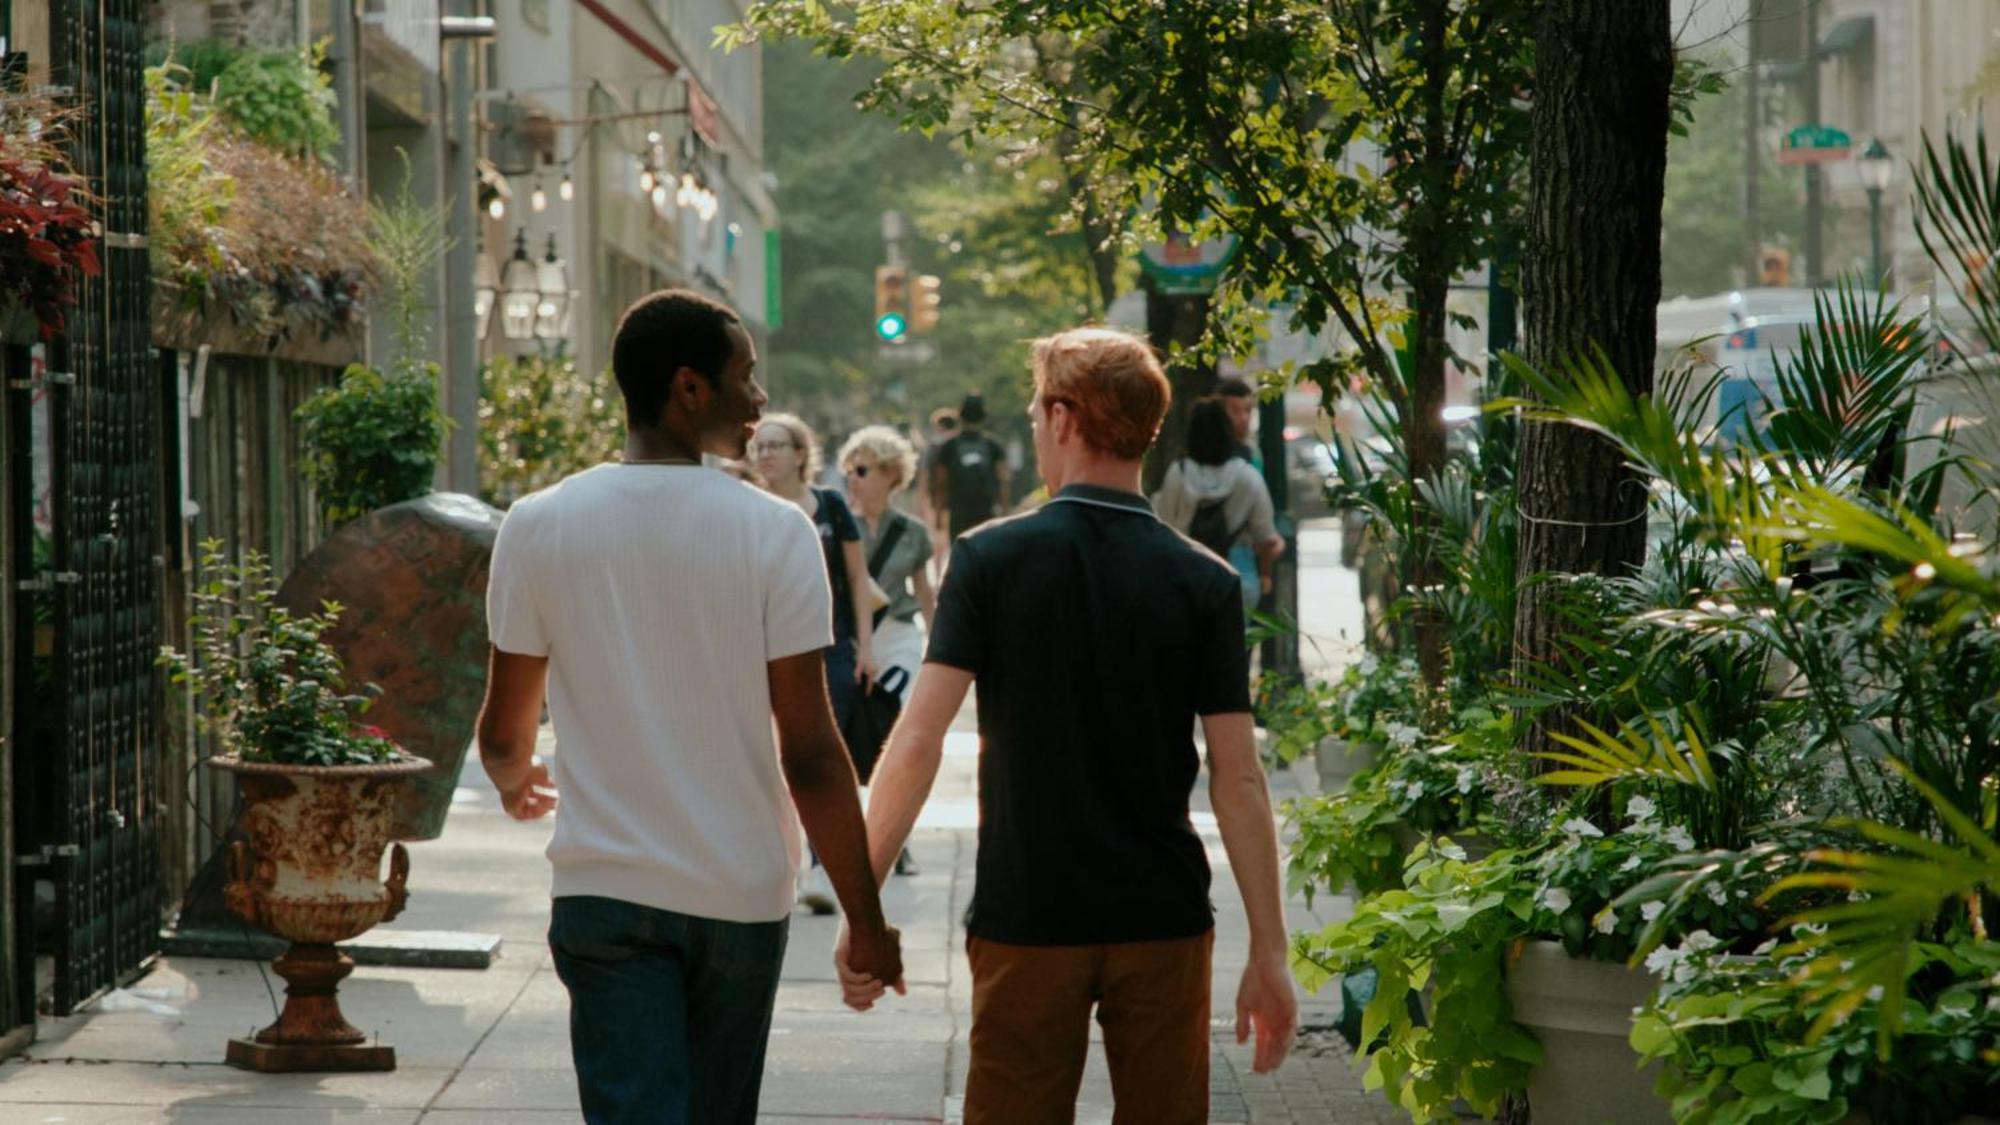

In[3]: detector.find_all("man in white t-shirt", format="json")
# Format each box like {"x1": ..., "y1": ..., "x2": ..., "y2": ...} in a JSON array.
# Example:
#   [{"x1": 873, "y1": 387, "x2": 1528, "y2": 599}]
[{"x1": 477, "y1": 289, "x2": 904, "y2": 1125}]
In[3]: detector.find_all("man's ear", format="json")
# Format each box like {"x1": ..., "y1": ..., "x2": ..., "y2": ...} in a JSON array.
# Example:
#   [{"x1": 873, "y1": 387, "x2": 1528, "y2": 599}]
[{"x1": 670, "y1": 366, "x2": 711, "y2": 410}]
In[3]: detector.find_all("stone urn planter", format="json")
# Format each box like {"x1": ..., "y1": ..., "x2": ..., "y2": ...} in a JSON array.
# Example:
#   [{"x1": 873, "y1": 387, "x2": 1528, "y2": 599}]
[
  {"x1": 213, "y1": 753, "x2": 434, "y2": 1073},
  {"x1": 1505, "y1": 939, "x2": 1670, "y2": 1125},
  {"x1": 1314, "y1": 735, "x2": 1381, "y2": 793}
]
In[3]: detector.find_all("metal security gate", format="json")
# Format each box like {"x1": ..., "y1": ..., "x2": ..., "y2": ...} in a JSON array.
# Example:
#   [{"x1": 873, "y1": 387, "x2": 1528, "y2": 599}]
[{"x1": 7, "y1": 0, "x2": 161, "y2": 1016}]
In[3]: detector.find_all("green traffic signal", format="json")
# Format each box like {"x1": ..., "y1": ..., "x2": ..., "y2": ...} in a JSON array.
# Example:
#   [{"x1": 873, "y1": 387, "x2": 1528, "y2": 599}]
[{"x1": 875, "y1": 312, "x2": 908, "y2": 342}]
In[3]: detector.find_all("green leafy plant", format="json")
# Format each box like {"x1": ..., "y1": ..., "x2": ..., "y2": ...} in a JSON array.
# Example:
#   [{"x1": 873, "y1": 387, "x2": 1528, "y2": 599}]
[
  {"x1": 293, "y1": 151, "x2": 451, "y2": 526},
  {"x1": 295, "y1": 364, "x2": 447, "y2": 526},
  {"x1": 158, "y1": 543, "x2": 403, "y2": 767},
  {"x1": 478, "y1": 355, "x2": 624, "y2": 507},
  {"x1": 1632, "y1": 925, "x2": 2000, "y2": 1123},
  {"x1": 213, "y1": 42, "x2": 340, "y2": 160}
]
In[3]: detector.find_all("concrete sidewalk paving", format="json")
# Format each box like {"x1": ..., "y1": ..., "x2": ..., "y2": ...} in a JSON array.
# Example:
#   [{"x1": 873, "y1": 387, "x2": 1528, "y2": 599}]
[{"x1": 0, "y1": 540, "x2": 1388, "y2": 1124}]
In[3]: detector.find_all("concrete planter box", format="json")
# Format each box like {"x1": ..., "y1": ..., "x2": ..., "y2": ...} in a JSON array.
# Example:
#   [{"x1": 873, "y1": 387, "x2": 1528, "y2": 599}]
[
  {"x1": 1314, "y1": 735, "x2": 1381, "y2": 793},
  {"x1": 1505, "y1": 939, "x2": 1670, "y2": 1125}
]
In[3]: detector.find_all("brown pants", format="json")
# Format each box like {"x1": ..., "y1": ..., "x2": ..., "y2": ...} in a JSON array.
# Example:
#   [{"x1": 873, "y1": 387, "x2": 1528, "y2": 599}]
[{"x1": 964, "y1": 931, "x2": 1213, "y2": 1125}]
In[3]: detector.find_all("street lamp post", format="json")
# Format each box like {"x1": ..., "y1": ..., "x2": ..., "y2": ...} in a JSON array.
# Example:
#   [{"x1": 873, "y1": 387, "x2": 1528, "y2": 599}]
[{"x1": 1856, "y1": 138, "x2": 1894, "y2": 287}]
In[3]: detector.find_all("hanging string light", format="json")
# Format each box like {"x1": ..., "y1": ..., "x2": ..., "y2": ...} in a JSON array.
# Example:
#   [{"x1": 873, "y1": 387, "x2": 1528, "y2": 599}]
[
  {"x1": 558, "y1": 167, "x2": 574, "y2": 202},
  {"x1": 530, "y1": 176, "x2": 548, "y2": 212}
]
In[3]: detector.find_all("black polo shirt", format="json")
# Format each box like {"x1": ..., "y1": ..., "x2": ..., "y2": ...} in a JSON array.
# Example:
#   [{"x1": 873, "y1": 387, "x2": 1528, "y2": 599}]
[{"x1": 925, "y1": 483, "x2": 1252, "y2": 945}]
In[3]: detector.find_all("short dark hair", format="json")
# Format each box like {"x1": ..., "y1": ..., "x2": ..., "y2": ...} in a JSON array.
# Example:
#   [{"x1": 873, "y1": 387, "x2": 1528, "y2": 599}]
[
  {"x1": 1215, "y1": 377, "x2": 1254, "y2": 400},
  {"x1": 1185, "y1": 398, "x2": 1237, "y2": 467},
  {"x1": 959, "y1": 391, "x2": 987, "y2": 425},
  {"x1": 611, "y1": 289, "x2": 742, "y2": 427}
]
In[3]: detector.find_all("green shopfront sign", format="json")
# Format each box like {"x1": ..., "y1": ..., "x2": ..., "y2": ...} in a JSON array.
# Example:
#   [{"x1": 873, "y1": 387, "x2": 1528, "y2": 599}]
[{"x1": 1778, "y1": 124, "x2": 1853, "y2": 166}]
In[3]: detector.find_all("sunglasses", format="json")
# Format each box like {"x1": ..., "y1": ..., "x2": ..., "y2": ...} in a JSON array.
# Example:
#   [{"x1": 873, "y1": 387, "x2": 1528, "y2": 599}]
[{"x1": 749, "y1": 439, "x2": 797, "y2": 455}]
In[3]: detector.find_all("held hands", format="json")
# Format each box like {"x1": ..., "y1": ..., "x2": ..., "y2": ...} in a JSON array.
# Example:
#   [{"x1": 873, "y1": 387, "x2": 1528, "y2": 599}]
[
  {"x1": 500, "y1": 757, "x2": 558, "y2": 820},
  {"x1": 1236, "y1": 951, "x2": 1299, "y2": 1074},
  {"x1": 834, "y1": 918, "x2": 907, "y2": 1012}
]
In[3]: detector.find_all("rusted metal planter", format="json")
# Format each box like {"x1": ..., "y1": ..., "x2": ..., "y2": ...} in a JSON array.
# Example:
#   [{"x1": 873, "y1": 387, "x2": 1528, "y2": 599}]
[{"x1": 210, "y1": 754, "x2": 433, "y2": 1073}]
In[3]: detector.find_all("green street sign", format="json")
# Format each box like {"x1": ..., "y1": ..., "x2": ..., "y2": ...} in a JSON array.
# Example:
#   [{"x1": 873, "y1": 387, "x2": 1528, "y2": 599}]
[{"x1": 1778, "y1": 124, "x2": 1853, "y2": 166}]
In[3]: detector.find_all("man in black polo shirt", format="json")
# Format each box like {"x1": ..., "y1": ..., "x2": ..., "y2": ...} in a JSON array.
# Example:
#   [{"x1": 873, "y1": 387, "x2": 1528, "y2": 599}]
[{"x1": 837, "y1": 328, "x2": 1297, "y2": 1123}]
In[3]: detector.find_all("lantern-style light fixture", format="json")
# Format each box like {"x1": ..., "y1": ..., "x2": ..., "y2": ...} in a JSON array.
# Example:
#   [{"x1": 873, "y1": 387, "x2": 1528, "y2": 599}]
[
  {"x1": 472, "y1": 239, "x2": 499, "y2": 340},
  {"x1": 534, "y1": 233, "x2": 572, "y2": 342},
  {"x1": 1856, "y1": 137, "x2": 1894, "y2": 194},
  {"x1": 530, "y1": 177, "x2": 548, "y2": 212},
  {"x1": 498, "y1": 229, "x2": 540, "y2": 341},
  {"x1": 558, "y1": 168, "x2": 574, "y2": 202}
]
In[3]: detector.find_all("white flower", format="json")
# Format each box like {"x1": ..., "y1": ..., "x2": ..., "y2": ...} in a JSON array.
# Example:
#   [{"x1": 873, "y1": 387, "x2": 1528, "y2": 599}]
[
  {"x1": 1539, "y1": 887, "x2": 1573, "y2": 914},
  {"x1": 1641, "y1": 901, "x2": 1666, "y2": 922},
  {"x1": 1662, "y1": 825, "x2": 1696, "y2": 851},
  {"x1": 1752, "y1": 939, "x2": 1778, "y2": 957},
  {"x1": 1594, "y1": 908, "x2": 1619, "y2": 935},
  {"x1": 1625, "y1": 796, "x2": 1657, "y2": 824},
  {"x1": 1358, "y1": 655, "x2": 1380, "y2": 676},
  {"x1": 1704, "y1": 882, "x2": 1730, "y2": 907},
  {"x1": 1683, "y1": 929, "x2": 1720, "y2": 954},
  {"x1": 1559, "y1": 817, "x2": 1604, "y2": 838},
  {"x1": 1644, "y1": 946, "x2": 1683, "y2": 975},
  {"x1": 1865, "y1": 985, "x2": 1885, "y2": 1003},
  {"x1": 1384, "y1": 722, "x2": 1421, "y2": 747},
  {"x1": 1455, "y1": 766, "x2": 1477, "y2": 795},
  {"x1": 1619, "y1": 854, "x2": 1644, "y2": 873}
]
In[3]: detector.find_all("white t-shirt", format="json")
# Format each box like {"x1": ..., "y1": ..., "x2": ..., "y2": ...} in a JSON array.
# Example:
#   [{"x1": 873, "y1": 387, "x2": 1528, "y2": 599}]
[{"x1": 486, "y1": 463, "x2": 833, "y2": 922}]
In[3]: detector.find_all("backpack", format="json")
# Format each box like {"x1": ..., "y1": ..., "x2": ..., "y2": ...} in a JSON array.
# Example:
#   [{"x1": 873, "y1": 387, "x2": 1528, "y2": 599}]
[
  {"x1": 943, "y1": 434, "x2": 1002, "y2": 522},
  {"x1": 1186, "y1": 495, "x2": 1241, "y2": 558}
]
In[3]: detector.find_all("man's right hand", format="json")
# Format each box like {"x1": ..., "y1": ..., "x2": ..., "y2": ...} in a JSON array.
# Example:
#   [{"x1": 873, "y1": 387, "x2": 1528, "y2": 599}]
[{"x1": 835, "y1": 921, "x2": 906, "y2": 1011}]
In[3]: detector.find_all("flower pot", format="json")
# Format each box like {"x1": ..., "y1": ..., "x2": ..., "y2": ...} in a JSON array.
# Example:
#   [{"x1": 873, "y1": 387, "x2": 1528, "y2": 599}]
[
  {"x1": 1505, "y1": 939, "x2": 1670, "y2": 1125},
  {"x1": 209, "y1": 753, "x2": 432, "y2": 1073},
  {"x1": 1314, "y1": 735, "x2": 1380, "y2": 793}
]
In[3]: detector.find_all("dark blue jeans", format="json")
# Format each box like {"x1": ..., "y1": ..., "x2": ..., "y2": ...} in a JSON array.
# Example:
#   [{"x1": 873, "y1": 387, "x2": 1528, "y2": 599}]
[
  {"x1": 825, "y1": 634, "x2": 859, "y2": 731},
  {"x1": 548, "y1": 895, "x2": 790, "y2": 1125}
]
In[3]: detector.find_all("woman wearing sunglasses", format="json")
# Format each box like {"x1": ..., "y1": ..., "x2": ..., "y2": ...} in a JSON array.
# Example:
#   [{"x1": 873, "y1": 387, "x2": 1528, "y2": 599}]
[{"x1": 839, "y1": 426, "x2": 935, "y2": 877}]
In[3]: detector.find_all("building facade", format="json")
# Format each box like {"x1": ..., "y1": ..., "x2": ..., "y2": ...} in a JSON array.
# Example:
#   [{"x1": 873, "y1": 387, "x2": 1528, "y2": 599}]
[{"x1": 482, "y1": 0, "x2": 775, "y2": 381}]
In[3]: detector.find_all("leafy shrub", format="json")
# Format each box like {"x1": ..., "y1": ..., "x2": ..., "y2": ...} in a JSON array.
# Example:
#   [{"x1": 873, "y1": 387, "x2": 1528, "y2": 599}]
[
  {"x1": 296, "y1": 364, "x2": 446, "y2": 527},
  {"x1": 478, "y1": 355, "x2": 624, "y2": 506},
  {"x1": 215, "y1": 43, "x2": 340, "y2": 159}
]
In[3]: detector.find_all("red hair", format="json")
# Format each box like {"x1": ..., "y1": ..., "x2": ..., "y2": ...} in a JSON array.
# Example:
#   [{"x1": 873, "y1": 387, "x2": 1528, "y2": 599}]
[{"x1": 1031, "y1": 328, "x2": 1170, "y2": 460}]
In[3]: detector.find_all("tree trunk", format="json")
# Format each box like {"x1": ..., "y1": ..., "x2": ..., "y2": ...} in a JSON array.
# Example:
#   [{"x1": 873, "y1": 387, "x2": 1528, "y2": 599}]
[
  {"x1": 1513, "y1": 0, "x2": 1673, "y2": 756},
  {"x1": 1142, "y1": 280, "x2": 1215, "y2": 493},
  {"x1": 1406, "y1": 269, "x2": 1451, "y2": 692}
]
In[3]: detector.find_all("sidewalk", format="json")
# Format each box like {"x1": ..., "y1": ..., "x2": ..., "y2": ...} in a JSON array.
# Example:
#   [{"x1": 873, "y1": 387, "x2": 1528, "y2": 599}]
[{"x1": 0, "y1": 526, "x2": 1385, "y2": 1123}]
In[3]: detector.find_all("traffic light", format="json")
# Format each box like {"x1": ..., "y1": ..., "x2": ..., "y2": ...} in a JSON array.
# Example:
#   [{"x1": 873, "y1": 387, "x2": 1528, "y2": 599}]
[
  {"x1": 1758, "y1": 246, "x2": 1791, "y2": 288},
  {"x1": 910, "y1": 274, "x2": 941, "y2": 334},
  {"x1": 874, "y1": 265, "x2": 909, "y2": 342}
]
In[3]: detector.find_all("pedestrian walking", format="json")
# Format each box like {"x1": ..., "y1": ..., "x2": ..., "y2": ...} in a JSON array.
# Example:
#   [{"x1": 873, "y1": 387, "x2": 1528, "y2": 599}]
[
  {"x1": 917, "y1": 406, "x2": 960, "y2": 561},
  {"x1": 839, "y1": 424, "x2": 937, "y2": 707},
  {"x1": 926, "y1": 391, "x2": 1011, "y2": 544},
  {"x1": 752, "y1": 411, "x2": 881, "y2": 915},
  {"x1": 1153, "y1": 398, "x2": 1284, "y2": 614},
  {"x1": 839, "y1": 424, "x2": 936, "y2": 877},
  {"x1": 840, "y1": 327, "x2": 1298, "y2": 1124},
  {"x1": 475, "y1": 289, "x2": 902, "y2": 1125}
]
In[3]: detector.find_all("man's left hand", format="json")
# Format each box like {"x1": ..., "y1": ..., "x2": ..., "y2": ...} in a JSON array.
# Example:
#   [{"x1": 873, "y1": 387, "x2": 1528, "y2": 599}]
[
  {"x1": 1236, "y1": 952, "x2": 1298, "y2": 1073},
  {"x1": 500, "y1": 757, "x2": 558, "y2": 820}
]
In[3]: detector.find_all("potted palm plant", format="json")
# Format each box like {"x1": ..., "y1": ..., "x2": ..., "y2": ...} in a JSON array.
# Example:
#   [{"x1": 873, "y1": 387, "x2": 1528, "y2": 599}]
[{"x1": 160, "y1": 542, "x2": 431, "y2": 1073}]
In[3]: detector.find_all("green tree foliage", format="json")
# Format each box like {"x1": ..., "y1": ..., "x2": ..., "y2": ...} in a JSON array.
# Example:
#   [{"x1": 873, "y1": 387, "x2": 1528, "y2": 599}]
[
  {"x1": 736, "y1": 0, "x2": 1537, "y2": 687},
  {"x1": 1660, "y1": 60, "x2": 1805, "y2": 299},
  {"x1": 763, "y1": 42, "x2": 1093, "y2": 447}
]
